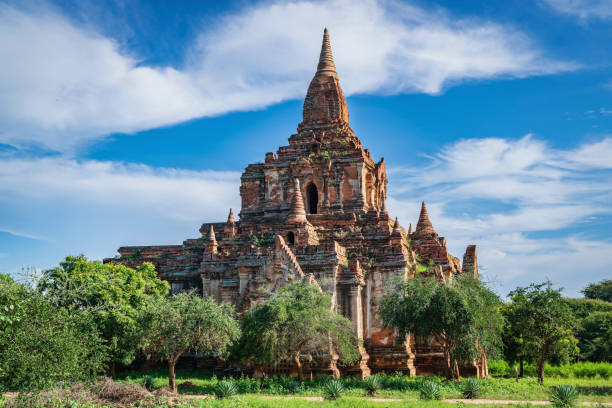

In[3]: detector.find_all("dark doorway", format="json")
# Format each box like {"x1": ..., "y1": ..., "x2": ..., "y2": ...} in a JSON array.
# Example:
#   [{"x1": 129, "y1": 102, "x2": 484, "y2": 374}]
[
  {"x1": 307, "y1": 183, "x2": 318, "y2": 214},
  {"x1": 287, "y1": 231, "x2": 295, "y2": 245}
]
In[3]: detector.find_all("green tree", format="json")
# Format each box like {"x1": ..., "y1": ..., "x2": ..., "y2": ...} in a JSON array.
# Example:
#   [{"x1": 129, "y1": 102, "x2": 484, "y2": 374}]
[
  {"x1": 0, "y1": 274, "x2": 107, "y2": 391},
  {"x1": 142, "y1": 291, "x2": 239, "y2": 392},
  {"x1": 576, "y1": 311, "x2": 611, "y2": 362},
  {"x1": 230, "y1": 283, "x2": 361, "y2": 382},
  {"x1": 582, "y1": 280, "x2": 612, "y2": 302},
  {"x1": 506, "y1": 281, "x2": 577, "y2": 384},
  {"x1": 565, "y1": 298, "x2": 612, "y2": 362},
  {"x1": 38, "y1": 255, "x2": 169, "y2": 375},
  {"x1": 379, "y1": 274, "x2": 503, "y2": 380}
]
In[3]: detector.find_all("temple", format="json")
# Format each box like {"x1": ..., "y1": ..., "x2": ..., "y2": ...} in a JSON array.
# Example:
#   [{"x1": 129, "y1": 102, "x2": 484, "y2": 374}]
[{"x1": 105, "y1": 28, "x2": 482, "y2": 378}]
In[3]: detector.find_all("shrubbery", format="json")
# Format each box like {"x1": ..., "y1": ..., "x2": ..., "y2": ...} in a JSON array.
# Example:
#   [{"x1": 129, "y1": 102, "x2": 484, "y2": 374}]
[{"x1": 488, "y1": 360, "x2": 612, "y2": 379}]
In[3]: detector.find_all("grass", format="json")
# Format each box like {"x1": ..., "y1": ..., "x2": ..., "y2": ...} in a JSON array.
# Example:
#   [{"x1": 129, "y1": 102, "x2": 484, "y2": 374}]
[{"x1": 116, "y1": 368, "x2": 612, "y2": 402}]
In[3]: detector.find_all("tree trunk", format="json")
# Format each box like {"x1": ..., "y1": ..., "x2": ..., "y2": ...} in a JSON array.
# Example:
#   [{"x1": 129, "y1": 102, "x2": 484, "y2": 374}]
[
  {"x1": 169, "y1": 358, "x2": 177, "y2": 393},
  {"x1": 110, "y1": 361, "x2": 116, "y2": 378},
  {"x1": 294, "y1": 351, "x2": 304, "y2": 383},
  {"x1": 443, "y1": 349, "x2": 453, "y2": 380},
  {"x1": 453, "y1": 360, "x2": 460, "y2": 381},
  {"x1": 538, "y1": 344, "x2": 547, "y2": 385},
  {"x1": 519, "y1": 359, "x2": 524, "y2": 377}
]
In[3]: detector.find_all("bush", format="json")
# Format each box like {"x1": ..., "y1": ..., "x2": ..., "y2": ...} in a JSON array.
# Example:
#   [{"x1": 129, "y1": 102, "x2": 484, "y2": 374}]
[
  {"x1": 488, "y1": 360, "x2": 512, "y2": 377},
  {"x1": 461, "y1": 378, "x2": 481, "y2": 399},
  {"x1": 419, "y1": 381, "x2": 442, "y2": 400},
  {"x1": 363, "y1": 375, "x2": 382, "y2": 396},
  {"x1": 235, "y1": 374, "x2": 260, "y2": 394},
  {"x1": 286, "y1": 380, "x2": 301, "y2": 394},
  {"x1": 214, "y1": 380, "x2": 238, "y2": 399},
  {"x1": 322, "y1": 379, "x2": 344, "y2": 401},
  {"x1": 549, "y1": 385, "x2": 579, "y2": 408}
]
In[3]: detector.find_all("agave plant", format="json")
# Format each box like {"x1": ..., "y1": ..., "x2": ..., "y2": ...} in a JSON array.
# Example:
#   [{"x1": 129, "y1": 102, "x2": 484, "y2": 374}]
[
  {"x1": 550, "y1": 385, "x2": 579, "y2": 408},
  {"x1": 363, "y1": 375, "x2": 382, "y2": 396},
  {"x1": 461, "y1": 378, "x2": 481, "y2": 399},
  {"x1": 286, "y1": 380, "x2": 302, "y2": 394},
  {"x1": 419, "y1": 381, "x2": 442, "y2": 400},
  {"x1": 141, "y1": 375, "x2": 154, "y2": 391},
  {"x1": 215, "y1": 380, "x2": 238, "y2": 399},
  {"x1": 323, "y1": 379, "x2": 345, "y2": 401}
]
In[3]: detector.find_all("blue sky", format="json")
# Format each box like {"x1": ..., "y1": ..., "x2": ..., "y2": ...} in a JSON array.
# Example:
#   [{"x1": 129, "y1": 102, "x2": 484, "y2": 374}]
[{"x1": 0, "y1": 0, "x2": 611, "y2": 297}]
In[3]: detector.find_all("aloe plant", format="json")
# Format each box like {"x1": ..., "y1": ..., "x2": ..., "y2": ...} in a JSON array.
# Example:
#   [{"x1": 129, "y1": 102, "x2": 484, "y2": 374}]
[
  {"x1": 323, "y1": 379, "x2": 344, "y2": 400},
  {"x1": 363, "y1": 375, "x2": 382, "y2": 396},
  {"x1": 549, "y1": 385, "x2": 579, "y2": 408},
  {"x1": 419, "y1": 381, "x2": 442, "y2": 400}
]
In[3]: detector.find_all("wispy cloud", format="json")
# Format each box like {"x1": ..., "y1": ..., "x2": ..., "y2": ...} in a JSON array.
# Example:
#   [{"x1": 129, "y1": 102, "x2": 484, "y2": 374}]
[
  {"x1": 542, "y1": 0, "x2": 612, "y2": 20},
  {"x1": 387, "y1": 135, "x2": 612, "y2": 297},
  {"x1": 0, "y1": 1, "x2": 575, "y2": 152}
]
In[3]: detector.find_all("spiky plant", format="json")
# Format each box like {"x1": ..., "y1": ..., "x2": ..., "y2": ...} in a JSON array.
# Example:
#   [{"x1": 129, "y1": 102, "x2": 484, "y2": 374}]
[
  {"x1": 214, "y1": 380, "x2": 238, "y2": 399},
  {"x1": 323, "y1": 379, "x2": 344, "y2": 401},
  {"x1": 550, "y1": 385, "x2": 579, "y2": 408},
  {"x1": 461, "y1": 378, "x2": 481, "y2": 399},
  {"x1": 419, "y1": 381, "x2": 442, "y2": 400},
  {"x1": 287, "y1": 380, "x2": 302, "y2": 394},
  {"x1": 363, "y1": 375, "x2": 382, "y2": 396}
]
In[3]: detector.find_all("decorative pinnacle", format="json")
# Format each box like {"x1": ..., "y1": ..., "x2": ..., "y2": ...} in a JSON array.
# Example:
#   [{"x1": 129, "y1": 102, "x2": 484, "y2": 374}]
[
  {"x1": 208, "y1": 225, "x2": 217, "y2": 243},
  {"x1": 227, "y1": 208, "x2": 235, "y2": 224},
  {"x1": 315, "y1": 28, "x2": 337, "y2": 78},
  {"x1": 416, "y1": 201, "x2": 435, "y2": 234},
  {"x1": 287, "y1": 178, "x2": 307, "y2": 223},
  {"x1": 408, "y1": 223, "x2": 413, "y2": 234},
  {"x1": 392, "y1": 217, "x2": 402, "y2": 236}
]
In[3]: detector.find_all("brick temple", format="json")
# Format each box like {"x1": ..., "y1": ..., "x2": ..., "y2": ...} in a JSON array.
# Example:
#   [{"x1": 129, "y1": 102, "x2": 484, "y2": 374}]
[{"x1": 106, "y1": 28, "x2": 482, "y2": 378}]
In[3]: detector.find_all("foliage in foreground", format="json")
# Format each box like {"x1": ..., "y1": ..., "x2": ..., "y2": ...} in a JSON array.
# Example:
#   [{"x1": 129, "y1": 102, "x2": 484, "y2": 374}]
[
  {"x1": 214, "y1": 380, "x2": 238, "y2": 399},
  {"x1": 379, "y1": 274, "x2": 503, "y2": 379},
  {"x1": 0, "y1": 274, "x2": 107, "y2": 392},
  {"x1": 363, "y1": 375, "x2": 382, "y2": 396},
  {"x1": 505, "y1": 282, "x2": 577, "y2": 384},
  {"x1": 549, "y1": 385, "x2": 579, "y2": 408},
  {"x1": 488, "y1": 360, "x2": 612, "y2": 379},
  {"x1": 461, "y1": 378, "x2": 481, "y2": 399},
  {"x1": 142, "y1": 291, "x2": 240, "y2": 393},
  {"x1": 230, "y1": 283, "x2": 361, "y2": 382},
  {"x1": 39, "y1": 255, "x2": 170, "y2": 373},
  {"x1": 2, "y1": 378, "x2": 192, "y2": 408},
  {"x1": 419, "y1": 381, "x2": 442, "y2": 400},
  {"x1": 322, "y1": 380, "x2": 344, "y2": 400}
]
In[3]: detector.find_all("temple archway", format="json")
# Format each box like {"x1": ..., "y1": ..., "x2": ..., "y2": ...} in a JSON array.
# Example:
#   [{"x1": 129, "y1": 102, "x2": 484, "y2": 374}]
[
  {"x1": 307, "y1": 183, "x2": 318, "y2": 214},
  {"x1": 287, "y1": 231, "x2": 295, "y2": 245}
]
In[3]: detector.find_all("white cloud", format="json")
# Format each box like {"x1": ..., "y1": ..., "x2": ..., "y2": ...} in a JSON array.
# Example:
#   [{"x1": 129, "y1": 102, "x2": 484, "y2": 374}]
[
  {"x1": 0, "y1": 1, "x2": 575, "y2": 152},
  {"x1": 387, "y1": 135, "x2": 612, "y2": 297},
  {"x1": 0, "y1": 157, "x2": 240, "y2": 225},
  {"x1": 542, "y1": 0, "x2": 612, "y2": 20}
]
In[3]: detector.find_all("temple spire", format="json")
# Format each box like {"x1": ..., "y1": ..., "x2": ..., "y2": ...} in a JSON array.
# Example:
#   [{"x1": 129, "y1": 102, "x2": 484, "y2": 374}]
[
  {"x1": 315, "y1": 28, "x2": 337, "y2": 79},
  {"x1": 408, "y1": 223, "x2": 413, "y2": 234},
  {"x1": 208, "y1": 225, "x2": 217, "y2": 243},
  {"x1": 206, "y1": 225, "x2": 218, "y2": 254},
  {"x1": 392, "y1": 217, "x2": 402, "y2": 236},
  {"x1": 287, "y1": 179, "x2": 307, "y2": 223},
  {"x1": 415, "y1": 201, "x2": 435, "y2": 235},
  {"x1": 227, "y1": 208, "x2": 235, "y2": 224}
]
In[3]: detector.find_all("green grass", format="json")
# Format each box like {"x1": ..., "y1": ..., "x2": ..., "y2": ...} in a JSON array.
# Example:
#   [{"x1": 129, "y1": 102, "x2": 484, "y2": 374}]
[
  {"x1": 186, "y1": 395, "x2": 555, "y2": 408},
  {"x1": 116, "y1": 368, "x2": 612, "y2": 402}
]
